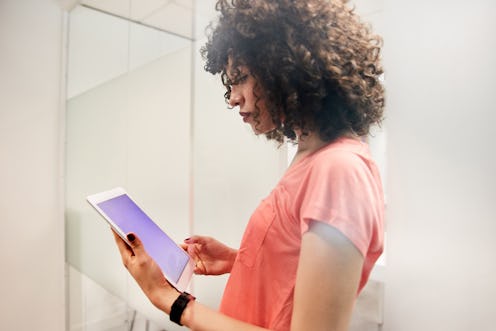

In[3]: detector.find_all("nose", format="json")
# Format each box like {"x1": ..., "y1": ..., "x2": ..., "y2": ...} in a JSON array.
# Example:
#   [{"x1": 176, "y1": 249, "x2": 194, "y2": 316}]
[{"x1": 228, "y1": 86, "x2": 243, "y2": 108}]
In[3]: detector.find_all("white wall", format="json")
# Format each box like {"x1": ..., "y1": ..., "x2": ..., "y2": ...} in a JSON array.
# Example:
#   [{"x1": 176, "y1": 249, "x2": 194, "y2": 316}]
[
  {"x1": 0, "y1": 1, "x2": 66, "y2": 330},
  {"x1": 382, "y1": 1, "x2": 496, "y2": 330}
]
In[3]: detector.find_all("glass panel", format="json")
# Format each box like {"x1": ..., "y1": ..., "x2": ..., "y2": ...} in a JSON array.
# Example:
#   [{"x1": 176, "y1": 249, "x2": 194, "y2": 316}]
[{"x1": 65, "y1": 3, "x2": 192, "y2": 330}]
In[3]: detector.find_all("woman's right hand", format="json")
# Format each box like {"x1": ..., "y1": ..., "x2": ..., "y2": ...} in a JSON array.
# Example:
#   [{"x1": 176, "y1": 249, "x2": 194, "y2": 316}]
[{"x1": 182, "y1": 236, "x2": 238, "y2": 275}]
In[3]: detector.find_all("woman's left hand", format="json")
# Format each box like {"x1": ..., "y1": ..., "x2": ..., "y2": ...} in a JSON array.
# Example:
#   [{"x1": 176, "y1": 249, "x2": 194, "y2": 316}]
[{"x1": 111, "y1": 229, "x2": 179, "y2": 313}]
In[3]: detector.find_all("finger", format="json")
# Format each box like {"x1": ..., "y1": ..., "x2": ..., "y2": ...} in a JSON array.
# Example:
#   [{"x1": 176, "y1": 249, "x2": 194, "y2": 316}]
[
  {"x1": 126, "y1": 232, "x2": 145, "y2": 256},
  {"x1": 184, "y1": 235, "x2": 206, "y2": 245},
  {"x1": 183, "y1": 236, "x2": 204, "y2": 257},
  {"x1": 111, "y1": 228, "x2": 132, "y2": 264},
  {"x1": 186, "y1": 243, "x2": 200, "y2": 257},
  {"x1": 194, "y1": 260, "x2": 206, "y2": 275},
  {"x1": 187, "y1": 245, "x2": 207, "y2": 274}
]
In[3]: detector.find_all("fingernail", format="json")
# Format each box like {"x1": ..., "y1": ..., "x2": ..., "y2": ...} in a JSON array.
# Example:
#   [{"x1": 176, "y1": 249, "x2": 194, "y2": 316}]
[
  {"x1": 127, "y1": 233, "x2": 135, "y2": 242},
  {"x1": 184, "y1": 237, "x2": 190, "y2": 242}
]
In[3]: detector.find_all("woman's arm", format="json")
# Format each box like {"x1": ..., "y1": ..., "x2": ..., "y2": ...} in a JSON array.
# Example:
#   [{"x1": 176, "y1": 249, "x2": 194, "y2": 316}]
[
  {"x1": 290, "y1": 220, "x2": 364, "y2": 331},
  {"x1": 166, "y1": 300, "x2": 268, "y2": 331},
  {"x1": 112, "y1": 230, "x2": 268, "y2": 331}
]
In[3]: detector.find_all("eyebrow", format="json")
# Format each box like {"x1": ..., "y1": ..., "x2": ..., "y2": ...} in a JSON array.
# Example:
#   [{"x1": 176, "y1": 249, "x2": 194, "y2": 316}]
[{"x1": 230, "y1": 66, "x2": 251, "y2": 79}]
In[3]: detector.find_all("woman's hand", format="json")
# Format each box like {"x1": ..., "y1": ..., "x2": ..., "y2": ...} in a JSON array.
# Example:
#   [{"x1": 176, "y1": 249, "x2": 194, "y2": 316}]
[
  {"x1": 112, "y1": 230, "x2": 179, "y2": 313},
  {"x1": 182, "y1": 236, "x2": 238, "y2": 275},
  {"x1": 113, "y1": 230, "x2": 267, "y2": 330}
]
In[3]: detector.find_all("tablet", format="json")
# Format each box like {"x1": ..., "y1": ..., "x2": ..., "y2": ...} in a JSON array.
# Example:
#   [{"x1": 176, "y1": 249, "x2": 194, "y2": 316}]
[{"x1": 87, "y1": 187, "x2": 194, "y2": 292}]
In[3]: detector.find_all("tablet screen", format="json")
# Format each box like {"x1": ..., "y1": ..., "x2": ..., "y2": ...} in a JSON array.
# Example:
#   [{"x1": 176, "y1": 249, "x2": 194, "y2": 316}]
[{"x1": 97, "y1": 193, "x2": 188, "y2": 283}]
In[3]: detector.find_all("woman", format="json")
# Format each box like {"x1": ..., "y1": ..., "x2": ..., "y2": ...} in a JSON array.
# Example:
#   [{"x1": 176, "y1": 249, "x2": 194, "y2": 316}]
[{"x1": 112, "y1": 0, "x2": 385, "y2": 330}]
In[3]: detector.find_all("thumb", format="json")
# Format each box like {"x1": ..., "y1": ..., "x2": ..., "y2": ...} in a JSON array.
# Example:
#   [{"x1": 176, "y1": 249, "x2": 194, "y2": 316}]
[
  {"x1": 184, "y1": 235, "x2": 206, "y2": 245},
  {"x1": 126, "y1": 233, "x2": 145, "y2": 255}
]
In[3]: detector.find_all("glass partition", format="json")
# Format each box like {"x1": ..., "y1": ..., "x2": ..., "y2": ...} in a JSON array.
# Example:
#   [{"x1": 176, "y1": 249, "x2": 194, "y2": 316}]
[{"x1": 65, "y1": 3, "x2": 193, "y2": 330}]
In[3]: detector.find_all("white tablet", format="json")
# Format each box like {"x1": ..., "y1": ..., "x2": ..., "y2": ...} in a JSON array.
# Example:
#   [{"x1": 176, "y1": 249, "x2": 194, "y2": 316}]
[{"x1": 87, "y1": 187, "x2": 194, "y2": 292}]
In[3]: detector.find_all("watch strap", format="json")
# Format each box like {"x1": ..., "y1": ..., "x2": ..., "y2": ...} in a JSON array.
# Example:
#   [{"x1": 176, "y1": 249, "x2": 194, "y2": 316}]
[{"x1": 170, "y1": 292, "x2": 195, "y2": 326}]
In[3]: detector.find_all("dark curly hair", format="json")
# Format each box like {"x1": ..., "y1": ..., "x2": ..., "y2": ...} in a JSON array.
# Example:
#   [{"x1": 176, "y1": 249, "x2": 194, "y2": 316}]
[{"x1": 201, "y1": 0, "x2": 385, "y2": 143}]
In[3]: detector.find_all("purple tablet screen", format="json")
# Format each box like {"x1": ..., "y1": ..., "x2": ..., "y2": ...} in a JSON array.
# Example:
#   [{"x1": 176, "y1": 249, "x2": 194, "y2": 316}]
[{"x1": 97, "y1": 194, "x2": 188, "y2": 283}]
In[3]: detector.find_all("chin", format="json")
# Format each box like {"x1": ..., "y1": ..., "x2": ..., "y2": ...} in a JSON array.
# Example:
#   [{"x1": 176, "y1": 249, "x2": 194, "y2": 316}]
[
  {"x1": 247, "y1": 118, "x2": 276, "y2": 135},
  {"x1": 252, "y1": 126, "x2": 276, "y2": 136}
]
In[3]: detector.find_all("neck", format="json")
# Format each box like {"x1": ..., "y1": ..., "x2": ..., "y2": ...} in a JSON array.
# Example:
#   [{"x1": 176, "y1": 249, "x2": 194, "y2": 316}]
[
  {"x1": 288, "y1": 132, "x2": 328, "y2": 168},
  {"x1": 289, "y1": 131, "x2": 358, "y2": 168},
  {"x1": 296, "y1": 132, "x2": 327, "y2": 154}
]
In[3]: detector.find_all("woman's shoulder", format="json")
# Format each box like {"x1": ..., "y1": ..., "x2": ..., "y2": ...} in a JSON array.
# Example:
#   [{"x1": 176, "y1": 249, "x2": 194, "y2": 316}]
[{"x1": 315, "y1": 137, "x2": 371, "y2": 164}]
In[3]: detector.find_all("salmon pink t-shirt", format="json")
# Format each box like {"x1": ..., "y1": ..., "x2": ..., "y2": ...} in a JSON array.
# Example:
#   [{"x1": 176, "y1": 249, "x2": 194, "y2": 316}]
[{"x1": 219, "y1": 138, "x2": 384, "y2": 330}]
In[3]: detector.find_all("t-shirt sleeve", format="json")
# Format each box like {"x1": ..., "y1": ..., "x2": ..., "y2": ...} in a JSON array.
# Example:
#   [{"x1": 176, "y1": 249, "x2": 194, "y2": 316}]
[{"x1": 298, "y1": 150, "x2": 383, "y2": 257}]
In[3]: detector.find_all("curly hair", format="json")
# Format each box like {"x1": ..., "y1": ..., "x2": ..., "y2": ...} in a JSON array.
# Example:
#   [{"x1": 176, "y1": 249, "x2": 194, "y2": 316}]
[{"x1": 201, "y1": 0, "x2": 385, "y2": 143}]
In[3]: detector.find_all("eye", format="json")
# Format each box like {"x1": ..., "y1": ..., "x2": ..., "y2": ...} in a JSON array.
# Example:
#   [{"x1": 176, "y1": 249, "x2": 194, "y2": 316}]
[
  {"x1": 222, "y1": 73, "x2": 232, "y2": 87},
  {"x1": 231, "y1": 74, "x2": 248, "y2": 86},
  {"x1": 224, "y1": 89, "x2": 231, "y2": 103}
]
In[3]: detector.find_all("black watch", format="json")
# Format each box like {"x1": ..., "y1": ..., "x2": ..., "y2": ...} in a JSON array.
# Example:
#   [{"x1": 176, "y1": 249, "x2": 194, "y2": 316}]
[{"x1": 170, "y1": 292, "x2": 195, "y2": 326}]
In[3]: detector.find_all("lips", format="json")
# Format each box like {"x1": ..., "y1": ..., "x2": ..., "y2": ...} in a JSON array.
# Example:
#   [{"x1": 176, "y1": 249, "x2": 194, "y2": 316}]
[{"x1": 239, "y1": 112, "x2": 251, "y2": 122}]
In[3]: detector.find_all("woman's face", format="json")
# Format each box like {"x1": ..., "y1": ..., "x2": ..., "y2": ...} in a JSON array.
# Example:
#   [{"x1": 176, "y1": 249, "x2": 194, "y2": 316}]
[{"x1": 226, "y1": 60, "x2": 275, "y2": 135}]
